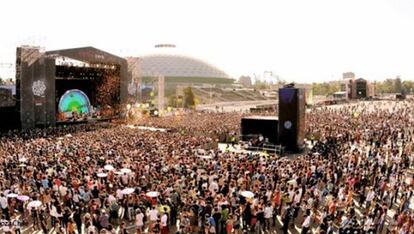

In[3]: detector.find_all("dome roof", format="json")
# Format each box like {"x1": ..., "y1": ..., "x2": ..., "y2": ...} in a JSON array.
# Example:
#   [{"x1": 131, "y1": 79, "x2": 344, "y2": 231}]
[{"x1": 139, "y1": 54, "x2": 230, "y2": 79}]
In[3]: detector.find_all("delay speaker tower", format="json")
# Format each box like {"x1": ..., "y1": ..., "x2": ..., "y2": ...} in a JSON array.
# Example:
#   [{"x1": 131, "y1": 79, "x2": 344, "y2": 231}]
[{"x1": 278, "y1": 87, "x2": 306, "y2": 152}]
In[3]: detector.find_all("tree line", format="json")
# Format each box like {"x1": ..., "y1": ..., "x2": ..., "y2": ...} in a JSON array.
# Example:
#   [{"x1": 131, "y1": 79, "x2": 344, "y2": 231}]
[{"x1": 312, "y1": 78, "x2": 414, "y2": 96}]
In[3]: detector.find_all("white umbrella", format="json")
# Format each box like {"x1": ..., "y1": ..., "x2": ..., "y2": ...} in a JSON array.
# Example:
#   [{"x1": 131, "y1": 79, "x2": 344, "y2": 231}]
[
  {"x1": 198, "y1": 155, "x2": 213, "y2": 160},
  {"x1": 114, "y1": 171, "x2": 123, "y2": 175},
  {"x1": 120, "y1": 168, "x2": 132, "y2": 174},
  {"x1": 18, "y1": 158, "x2": 27, "y2": 163},
  {"x1": 104, "y1": 165, "x2": 115, "y2": 171},
  {"x1": 17, "y1": 195, "x2": 30, "y2": 201},
  {"x1": 287, "y1": 179, "x2": 297, "y2": 187},
  {"x1": 65, "y1": 134, "x2": 73, "y2": 138},
  {"x1": 240, "y1": 191, "x2": 254, "y2": 199},
  {"x1": 146, "y1": 191, "x2": 159, "y2": 197},
  {"x1": 121, "y1": 188, "x2": 135, "y2": 195},
  {"x1": 97, "y1": 173, "x2": 107, "y2": 178},
  {"x1": 27, "y1": 200, "x2": 42, "y2": 209},
  {"x1": 6, "y1": 193, "x2": 18, "y2": 198}
]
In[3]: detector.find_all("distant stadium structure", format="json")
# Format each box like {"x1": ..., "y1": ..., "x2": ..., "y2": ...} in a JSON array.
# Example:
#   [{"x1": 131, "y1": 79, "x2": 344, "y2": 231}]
[
  {"x1": 131, "y1": 45, "x2": 234, "y2": 99},
  {"x1": 139, "y1": 44, "x2": 230, "y2": 80}
]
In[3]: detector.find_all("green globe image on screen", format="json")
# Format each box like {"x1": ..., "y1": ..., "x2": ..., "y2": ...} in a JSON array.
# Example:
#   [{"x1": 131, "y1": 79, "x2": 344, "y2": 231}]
[{"x1": 58, "y1": 89, "x2": 91, "y2": 114}]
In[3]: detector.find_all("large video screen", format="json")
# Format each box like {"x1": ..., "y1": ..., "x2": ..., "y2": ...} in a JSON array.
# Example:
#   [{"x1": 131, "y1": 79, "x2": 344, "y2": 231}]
[{"x1": 58, "y1": 89, "x2": 91, "y2": 115}]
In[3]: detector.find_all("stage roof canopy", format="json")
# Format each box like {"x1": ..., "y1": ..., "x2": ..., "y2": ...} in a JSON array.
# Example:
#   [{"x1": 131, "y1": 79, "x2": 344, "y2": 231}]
[{"x1": 46, "y1": 47, "x2": 126, "y2": 65}]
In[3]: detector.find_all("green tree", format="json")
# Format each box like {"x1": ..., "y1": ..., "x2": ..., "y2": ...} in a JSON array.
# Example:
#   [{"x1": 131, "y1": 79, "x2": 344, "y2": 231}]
[
  {"x1": 183, "y1": 87, "x2": 195, "y2": 109},
  {"x1": 375, "y1": 79, "x2": 401, "y2": 94},
  {"x1": 312, "y1": 82, "x2": 340, "y2": 96},
  {"x1": 167, "y1": 95, "x2": 177, "y2": 107},
  {"x1": 402, "y1": 81, "x2": 414, "y2": 94},
  {"x1": 395, "y1": 76, "x2": 403, "y2": 93}
]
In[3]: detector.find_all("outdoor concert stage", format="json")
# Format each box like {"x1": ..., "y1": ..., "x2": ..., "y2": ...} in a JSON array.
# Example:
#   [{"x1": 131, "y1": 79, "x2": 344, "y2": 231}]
[{"x1": 13, "y1": 46, "x2": 136, "y2": 129}]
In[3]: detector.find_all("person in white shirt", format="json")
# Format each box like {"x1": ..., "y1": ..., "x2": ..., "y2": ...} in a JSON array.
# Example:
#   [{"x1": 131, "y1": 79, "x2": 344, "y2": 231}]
[
  {"x1": 121, "y1": 173, "x2": 129, "y2": 185},
  {"x1": 59, "y1": 185, "x2": 68, "y2": 197},
  {"x1": 294, "y1": 188, "x2": 303, "y2": 205},
  {"x1": 365, "y1": 188, "x2": 375, "y2": 209},
  {"x1": 209, "y1": 181, "x2": 219, "y2": 195},
  {"x1": 264, "y1": 204, "x2": 273, "y2": 231},
  {"x1": 0, "y1": 194, "x2": 9, "y2": 220},
  {"x1": 135, "y1": 209, "x2": 145, "y2": 234},
  {"x1": 72, "y1": 192, "x2": 80, "y2": 205},
  {"x1": 49, "y1": 204, "x2": 63, "y2": 228},
  {"x1": 301, "y1": 210, "x2": 312, "y2": 234},
  {"x1": 147, "y1": 207, "x2": 158, "y2": 232},
  {"x1": 363, "y1": 215, "x2": 374, "y2": 232},
  {"x1": 116, "y1": 189, "x2": 124, "y2": 200},
  {"x1": 160, "y1": 212, "x2": 169, "y2": 234}
]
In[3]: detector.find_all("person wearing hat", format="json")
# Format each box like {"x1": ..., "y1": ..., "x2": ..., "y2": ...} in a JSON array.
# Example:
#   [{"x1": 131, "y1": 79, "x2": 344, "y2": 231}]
[{"x1": 135, "y1": 209, "x2": 144, "y2": 234}]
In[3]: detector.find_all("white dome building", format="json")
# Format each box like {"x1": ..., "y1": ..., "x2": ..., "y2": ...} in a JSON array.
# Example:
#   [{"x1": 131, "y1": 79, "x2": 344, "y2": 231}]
[
  {"x1": 139, "y1": 54, "x2": 229, "y2": 79},
  {"x1": 136, "y1": 45, "x2": 233, "y2": 97}
]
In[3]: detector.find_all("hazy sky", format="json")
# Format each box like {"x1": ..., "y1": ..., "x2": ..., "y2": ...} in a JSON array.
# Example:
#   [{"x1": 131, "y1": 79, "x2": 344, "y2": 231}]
[{"x1": 0, "y1": 0, "x2": 413, "y2": 82}]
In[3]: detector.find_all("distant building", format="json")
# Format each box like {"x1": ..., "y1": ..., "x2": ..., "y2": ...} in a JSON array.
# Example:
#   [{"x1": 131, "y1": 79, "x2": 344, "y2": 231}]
[
  {"x1": 0, "y1": 86, "x2": 15, "y2": 107},
  {"x1": 133, "y1": 44, "x2": 234, "y2": 98},
  {"x1": 238, "y1": 76, "x2": 252, "y2": 87},
  {"x1": 343, "y1": 72, "x2": 355, "y2": 79},
  {"x1": 340, "y1": 73, "x2": 374, "y2": 99},
  {"x1": 341, "y1": 72, "x2": 356, "y2": 99}
]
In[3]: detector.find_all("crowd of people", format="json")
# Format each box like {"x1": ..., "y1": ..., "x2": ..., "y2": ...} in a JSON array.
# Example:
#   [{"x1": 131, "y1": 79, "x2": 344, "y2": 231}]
[{"x1": 0, "y1": 101, "x2": 413, "y2": 234}]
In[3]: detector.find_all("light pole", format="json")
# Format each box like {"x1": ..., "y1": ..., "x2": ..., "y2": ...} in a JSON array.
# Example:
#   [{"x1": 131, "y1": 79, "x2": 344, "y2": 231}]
[
  {"x1": 264, "y1": 71, "x2": 281, "y2": 89},
  {"x1": 263, "y1": 71, "x2": 272, "y2": 86}
]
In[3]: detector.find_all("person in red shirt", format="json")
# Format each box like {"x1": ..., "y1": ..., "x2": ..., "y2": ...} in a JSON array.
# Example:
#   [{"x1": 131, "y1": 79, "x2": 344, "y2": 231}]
[
  {"x1": 54, "y1": 178, "x2": 62, "y2": 188},
  {"x1": 328, "y1": 199, "x2": 337, "y2": 217},
  {"x1": 273, "y1": 189, "x2": 281, "y2": 214}
]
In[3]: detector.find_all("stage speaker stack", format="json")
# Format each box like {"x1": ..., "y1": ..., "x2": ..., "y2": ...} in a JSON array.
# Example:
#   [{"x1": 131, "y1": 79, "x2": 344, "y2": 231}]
[{"x1": 278, "y1": 87, "x2": 306, "y2": 152}]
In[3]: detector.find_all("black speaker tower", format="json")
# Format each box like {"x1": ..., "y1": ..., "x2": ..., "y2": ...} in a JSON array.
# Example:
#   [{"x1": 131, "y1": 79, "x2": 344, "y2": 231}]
[{"x1": 278, "y1": 87, "x2": 306, "y2": 152}]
